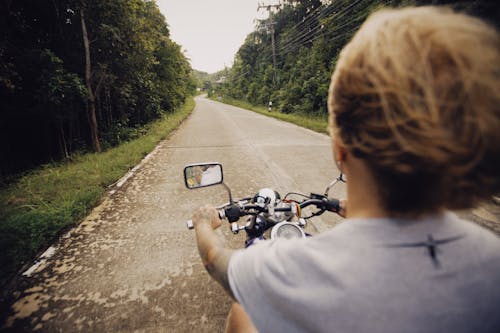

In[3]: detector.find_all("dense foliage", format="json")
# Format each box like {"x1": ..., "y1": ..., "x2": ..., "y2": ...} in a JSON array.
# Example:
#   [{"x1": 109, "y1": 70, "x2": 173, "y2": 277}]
[
  {"x1": 0, "y1": 0, "x2": 195, "y2": 176},
  {"x1": 220, "y1": 0, "x2": 498, "y2": 116}
]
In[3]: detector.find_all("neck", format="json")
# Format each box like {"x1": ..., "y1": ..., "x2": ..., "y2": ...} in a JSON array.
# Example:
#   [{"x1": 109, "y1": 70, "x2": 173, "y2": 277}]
[{"x1": 344, "y1": 158, "x2": 388, "y2": 219}]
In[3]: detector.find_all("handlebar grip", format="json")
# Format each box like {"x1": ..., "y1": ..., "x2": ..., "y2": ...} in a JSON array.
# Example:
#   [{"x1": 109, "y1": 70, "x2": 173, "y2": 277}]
[
  {"x1": 324, "y1": 199, "x2": 340, "y2": 212},
  {"x1": 224, "y1": 205, "x2": 243, "y2": 223}
]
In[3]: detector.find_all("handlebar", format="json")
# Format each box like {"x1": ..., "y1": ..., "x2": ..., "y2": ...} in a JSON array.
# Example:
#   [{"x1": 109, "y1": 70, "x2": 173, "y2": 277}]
[
  {"x1": 234, "y1": 198, "x2": 340, "y2": 215},
  {"x1": 186, "y1": 197, "x2": 339, "y2": 230}
]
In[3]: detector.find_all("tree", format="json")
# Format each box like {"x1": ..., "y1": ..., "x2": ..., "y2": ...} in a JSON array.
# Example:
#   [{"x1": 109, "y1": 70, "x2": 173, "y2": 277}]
[
  {"x1": 0, "y1": 0, "x2": 194, "y2": 175},
  {"x1": 80, "y1": 3, "x2": 101, "y2": 152},
  {"x1": 225, "y1": 0, "x2": 498, "y2": 117}
]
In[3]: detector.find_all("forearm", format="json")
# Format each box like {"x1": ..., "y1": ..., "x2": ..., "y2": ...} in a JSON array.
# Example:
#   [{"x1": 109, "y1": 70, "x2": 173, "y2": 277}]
[{"x1": 195, "y1": 222, "x2": 236, "y2": 300}]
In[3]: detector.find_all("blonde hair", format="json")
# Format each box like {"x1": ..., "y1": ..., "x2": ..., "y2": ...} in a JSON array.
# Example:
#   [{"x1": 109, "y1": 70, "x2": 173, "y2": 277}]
[{"x1": 328, "y1": 6, "x2": 500, "y2": 214}]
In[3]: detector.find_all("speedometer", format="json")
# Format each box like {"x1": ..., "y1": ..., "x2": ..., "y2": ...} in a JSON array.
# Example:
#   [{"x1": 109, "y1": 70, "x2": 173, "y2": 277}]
[{"x1": 270, "y1": 222, "x2": 306, "y2": 240}]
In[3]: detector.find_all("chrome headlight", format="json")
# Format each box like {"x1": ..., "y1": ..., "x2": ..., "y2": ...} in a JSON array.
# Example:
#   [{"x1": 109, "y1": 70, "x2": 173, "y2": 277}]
[{"x1": 270, "y1": 222, "x2": 306, "y2": 240}]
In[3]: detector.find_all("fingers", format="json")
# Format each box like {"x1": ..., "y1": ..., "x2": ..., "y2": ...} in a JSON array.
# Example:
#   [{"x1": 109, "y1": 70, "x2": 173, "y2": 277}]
[
  {"x1": 337, "y1": 199, "x2": 347, "y2": 218},
  {"x1": 211, "y1": 216, "x2": 222, "y2": 229},
  {"x1": 192, "y1": 205, "x2": 221, "y2": 229}
]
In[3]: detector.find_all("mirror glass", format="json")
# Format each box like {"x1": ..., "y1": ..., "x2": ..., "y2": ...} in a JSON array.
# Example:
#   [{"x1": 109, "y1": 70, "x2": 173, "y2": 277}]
[{"x1": 184, "y1": 163, "x2": 223, "y2": 189}]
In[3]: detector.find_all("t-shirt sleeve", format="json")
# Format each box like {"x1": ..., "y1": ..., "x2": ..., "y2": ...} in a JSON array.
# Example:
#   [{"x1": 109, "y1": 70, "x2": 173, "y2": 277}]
[
  {"x1": 228, "y1": 241, "x2": 270, "y2": 306},
  {"x1": 228, "y1": 238, "x2": 305, "y2": 331}
]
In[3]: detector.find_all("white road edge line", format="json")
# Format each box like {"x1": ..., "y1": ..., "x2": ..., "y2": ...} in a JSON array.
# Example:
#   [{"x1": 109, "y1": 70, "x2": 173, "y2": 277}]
[{"x1": 22, "y1": 141, "x2": 164, "y2": 278}]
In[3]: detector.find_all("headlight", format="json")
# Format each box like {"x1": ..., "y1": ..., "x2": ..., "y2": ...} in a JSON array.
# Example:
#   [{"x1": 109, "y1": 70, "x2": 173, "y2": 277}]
[{"x1": 270, "y1": 222, "x2": 306, "y2": 240}]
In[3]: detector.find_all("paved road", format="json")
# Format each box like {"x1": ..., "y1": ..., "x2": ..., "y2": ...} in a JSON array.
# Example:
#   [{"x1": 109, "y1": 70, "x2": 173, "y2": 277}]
[
  {"x1": 1, "y1": 96, "x2": 345, "y2": 332},
  {"x1": 2, "y1": 96, "x2": 498, "y2": 332}
]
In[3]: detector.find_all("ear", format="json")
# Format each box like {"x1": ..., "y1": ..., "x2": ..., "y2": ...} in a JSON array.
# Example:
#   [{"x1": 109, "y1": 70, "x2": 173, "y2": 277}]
[{"x1": 333, "y1": 135, "x2": 347, "y2": 163}]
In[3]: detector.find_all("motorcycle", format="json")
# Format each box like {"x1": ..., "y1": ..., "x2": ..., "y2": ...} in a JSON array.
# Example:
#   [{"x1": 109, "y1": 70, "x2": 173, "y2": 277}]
[{"x1": 183, "y1": 162, "x2": 345, "y2": 247}]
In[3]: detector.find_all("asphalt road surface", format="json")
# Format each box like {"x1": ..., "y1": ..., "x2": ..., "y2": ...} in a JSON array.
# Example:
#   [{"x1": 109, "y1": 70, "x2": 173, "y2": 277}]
[
  {"x1": 2, "y1": 96, "x2": 498, "y2": 332},
  {"x1": 1, "y1": 96, "x2": 345, "y2": 332}
]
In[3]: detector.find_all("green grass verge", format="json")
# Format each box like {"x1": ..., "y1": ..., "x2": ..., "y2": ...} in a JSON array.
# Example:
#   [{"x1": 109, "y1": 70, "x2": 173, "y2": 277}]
[
  {"x1": 215, "y1": 97, "x2": 329, "y2": 134},
  {"x1": 0, "y1": 97, "x2": 195, "y2": 286}
]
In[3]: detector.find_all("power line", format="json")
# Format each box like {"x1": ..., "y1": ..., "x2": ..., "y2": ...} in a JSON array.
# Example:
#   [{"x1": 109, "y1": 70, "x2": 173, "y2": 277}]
[
  {"x1": 255, "y1": 1, "x2": 341, "y2": 82},
  {"x1": 255, "y1": 2, "x2": 334, "y2": 55},
  {"x1": 275, "y1": 26, "x2": 359, "y2": 67},
  {"x1": 279, "y1": 0, "x2": 363, "y2": 54},
  {"x1": 277, "y1": 14, "x2": 360, "y2": 57},
  {"x1": 279, "y1": 3, "x2": 325, "y2": 39},
  {"x1": 226, "y1": 0, "x2": 367, "y2": 85},
  {"x1": 277, "y1": 3, "x2": 337, "y2": 51},
  {"x1": 277, "y1": 0, "x2": 365, "y2": 54}
]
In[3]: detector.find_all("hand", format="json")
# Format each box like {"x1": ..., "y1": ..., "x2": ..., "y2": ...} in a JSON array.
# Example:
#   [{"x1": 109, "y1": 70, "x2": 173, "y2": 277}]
[
  {"x1": 192, "y1": 205, "x2": 222, "y2": 229},
  {"x1": 337, "y1": 199, "x2": 347, "y2": 218}
]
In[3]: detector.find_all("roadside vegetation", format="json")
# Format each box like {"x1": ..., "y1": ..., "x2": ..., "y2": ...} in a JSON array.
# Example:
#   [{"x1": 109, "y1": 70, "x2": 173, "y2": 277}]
[
  {"x1": 0, "y1": 0, "x2": 195, "y2": 176},
  {"x1": 213, "y1": 0, "x2": 497, "y2": 118},
  {"x1": 0, "y1": 0, "x2": 197, "y2": 290},
  {"x1": 0, "y1": 98, "x2": 195, "y2": 288}
]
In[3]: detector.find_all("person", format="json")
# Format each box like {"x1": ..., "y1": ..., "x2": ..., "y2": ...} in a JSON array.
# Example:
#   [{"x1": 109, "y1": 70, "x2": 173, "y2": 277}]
[
  {"x1": 189, "y1": 166, "x2": 204, "y2": 187},
  {"x1": 191, "y1": 6, "x2": 500, "y2": 333}
]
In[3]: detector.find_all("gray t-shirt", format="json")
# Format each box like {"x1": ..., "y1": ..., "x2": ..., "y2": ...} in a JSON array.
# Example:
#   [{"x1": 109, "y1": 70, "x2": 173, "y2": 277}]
[{"x1": 228, "y1": 212, "x2": 500, "y2": 333}]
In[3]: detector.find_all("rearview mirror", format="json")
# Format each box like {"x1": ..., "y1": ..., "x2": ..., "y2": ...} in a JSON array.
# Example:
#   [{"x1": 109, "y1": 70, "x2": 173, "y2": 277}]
[{"x1": 184, "y1": 163, "x2": 223, "y2": 189}]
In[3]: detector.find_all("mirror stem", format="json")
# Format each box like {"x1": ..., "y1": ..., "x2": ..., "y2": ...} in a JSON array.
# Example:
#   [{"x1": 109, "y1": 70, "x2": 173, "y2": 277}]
[
  {"x1": 222, "y1": 183, "x2": 234, "y2": 204},
  {"x1": 324, "y1": 173, "x2": 346, "y2": 197}
]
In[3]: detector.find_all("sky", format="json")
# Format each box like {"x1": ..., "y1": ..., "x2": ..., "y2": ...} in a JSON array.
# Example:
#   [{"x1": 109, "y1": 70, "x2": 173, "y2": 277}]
[{"x1": 156, "y1": 0, "x2": 270, "y2": 74}]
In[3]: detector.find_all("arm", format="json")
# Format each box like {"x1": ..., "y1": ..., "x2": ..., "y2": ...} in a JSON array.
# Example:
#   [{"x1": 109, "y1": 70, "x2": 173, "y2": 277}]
[{"x1": 192, "y1": 205, "x2": 237, "y2": 301}]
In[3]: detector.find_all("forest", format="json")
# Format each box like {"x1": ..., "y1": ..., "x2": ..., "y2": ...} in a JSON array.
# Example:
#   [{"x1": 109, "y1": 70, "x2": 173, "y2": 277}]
[
  {"x1": 0, "y1": 0, "x2": 195, "y2": 177},
  {"x1": 217, "y1": 0, "x2": 498, "y2": 117}
]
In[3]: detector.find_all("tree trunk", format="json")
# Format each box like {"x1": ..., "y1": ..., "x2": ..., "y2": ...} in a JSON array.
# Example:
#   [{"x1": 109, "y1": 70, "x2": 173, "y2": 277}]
[
  {"x1": 59, "y1": 120, "x2": 69, "y2": 159},
  {"x1": 80, "y1": 8, "x2": 101, "y2": 152}
]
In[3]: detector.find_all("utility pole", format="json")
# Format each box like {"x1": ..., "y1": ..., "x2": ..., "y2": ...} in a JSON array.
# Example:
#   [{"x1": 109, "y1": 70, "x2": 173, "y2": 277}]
[
  {"x1": 270, "y1": 24, "x2": 277, "y2": 83},
  {"x1": 257, "y1": 2, "x2": 281, "y2": 85}
]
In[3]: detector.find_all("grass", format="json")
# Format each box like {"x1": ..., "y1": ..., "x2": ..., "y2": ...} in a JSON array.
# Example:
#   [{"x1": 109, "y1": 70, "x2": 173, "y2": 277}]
[
  {"x1": 215, "y1": 96, "x2": 329, "y2": 134},
  {"x1": 0, "y1": 97, "x2": 195, "y2": 287}
]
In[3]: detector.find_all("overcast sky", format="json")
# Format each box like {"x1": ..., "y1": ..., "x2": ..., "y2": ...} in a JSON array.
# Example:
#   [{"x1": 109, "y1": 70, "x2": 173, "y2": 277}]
[{"x1": 156, "y1": 0, "x2": 270, "y2": 74}]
